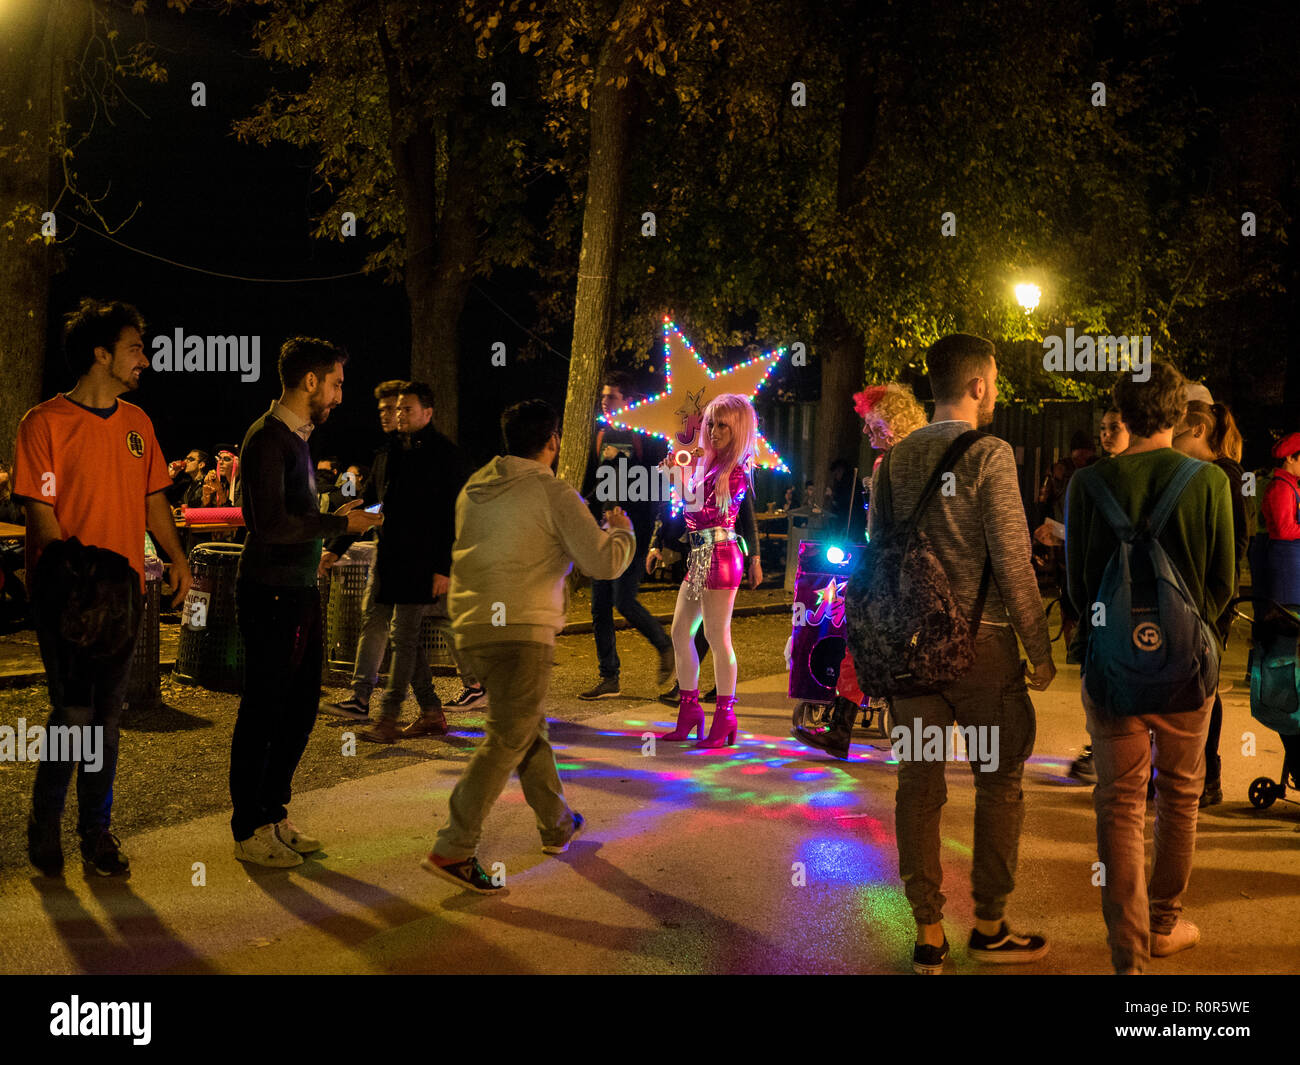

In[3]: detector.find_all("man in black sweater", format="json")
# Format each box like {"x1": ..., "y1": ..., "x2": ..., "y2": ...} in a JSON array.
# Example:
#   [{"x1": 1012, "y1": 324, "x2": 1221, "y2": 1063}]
[
  {"x1": 358, "y1": 382, "x2": 469, "y2": 743},
  {"x1": 231, "y1": 337, "x2": 381, "y2": 868}
]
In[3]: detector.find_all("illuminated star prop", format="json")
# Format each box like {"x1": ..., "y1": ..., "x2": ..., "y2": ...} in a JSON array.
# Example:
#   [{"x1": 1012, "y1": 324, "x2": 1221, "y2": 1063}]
[
  {"x1": 599, "y1": 318, "x2": 789, "y2": 472},
  {"x1": 808, "y1": 577, "x2": 846, "y2": 627}
]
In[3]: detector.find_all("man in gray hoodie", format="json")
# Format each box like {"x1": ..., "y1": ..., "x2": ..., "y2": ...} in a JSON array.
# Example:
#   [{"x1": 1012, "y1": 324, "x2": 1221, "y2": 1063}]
[{"x1": 423, "y1": 400, "x2": 635, "y2": 893}]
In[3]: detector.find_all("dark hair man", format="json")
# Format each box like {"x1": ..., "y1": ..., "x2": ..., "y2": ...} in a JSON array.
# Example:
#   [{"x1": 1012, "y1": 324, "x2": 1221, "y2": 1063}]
[
  {"x1": 577, "y1": 371, "x2": 675, "y2": 700},
  {"x1": 355, "y1": 382, "x2": 478, "y2": 742},
  {"x1": 166, "y1": 449, "x2": 210, "y2": 508},
  {"x1": 422, "y1": 400, "x2": 634, "y2": 892},
  {"x1": 15, "y1": 297, "x2": 192, "y2": 876},
  {"x1": 1065, "y1": 361, "x2": 1234, "y2": 973},
  {"x1": 1099, "y1": 408, "x2": 1130, "y2": 457},
  {"x1": 231, "y1": 337, "x2": 381, "y2": 867},
  {"x1": 873, "y1": 332, "x2": 1054, "y2": 973}
]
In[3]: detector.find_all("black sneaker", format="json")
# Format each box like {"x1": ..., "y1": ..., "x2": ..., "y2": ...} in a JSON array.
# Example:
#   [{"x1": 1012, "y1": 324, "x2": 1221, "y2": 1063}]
[
  {"x1": 703, "y1": 687, "x2": 717, "y2": 703},
  {"x1": 578, "y1": 676, "x2": 621, "y2": 700},
  {"x1": 968, "y1": 922, "x2": 1048, "y2": 963},
  {"x1": 1199, "y1": 780, "x2": 1223, "y2": 808},
  {"x1": 321, "y1": 696, "x2": 370, "y2": 721},
  {"x1": 912, "y1": 937, "x2": 950, "y2": 975},
  {"x1": 1068, "y1": 746, "x2": 1097, "y2": 784},
  {"x1": 420, "y1": 853, "x2": 502, "y2": 894},
  {"x1": 80, "y1": 831, "x2": 130, "y2": 877},
  {"x1": 27, "y1": 814, "x2": 63, "y2": 877},
  {"x1": 658, "y1": 682, "x2": 681, "y2": 707},
  {"x1": 445, "y1": 685, "x2": 488, "y2": 711}
]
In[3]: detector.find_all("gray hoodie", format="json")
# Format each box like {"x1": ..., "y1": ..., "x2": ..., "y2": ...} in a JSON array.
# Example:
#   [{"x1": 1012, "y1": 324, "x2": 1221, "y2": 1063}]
[{"x1": 449, "y1": 455, "x2": 635, "y2": 647}]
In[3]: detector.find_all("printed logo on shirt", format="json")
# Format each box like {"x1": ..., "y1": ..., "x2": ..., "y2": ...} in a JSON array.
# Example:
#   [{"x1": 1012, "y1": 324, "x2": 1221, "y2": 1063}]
[
  {"x1": 126, "y1": 430, "x2": 145, "y2": 458},
  {"x1": 1133, "y1": 621, "x2": 1163, "y2": 651}
]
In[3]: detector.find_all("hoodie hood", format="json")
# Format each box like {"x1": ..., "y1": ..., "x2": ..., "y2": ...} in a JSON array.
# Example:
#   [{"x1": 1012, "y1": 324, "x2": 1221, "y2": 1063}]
[{"x1": 464, "y1": 454, "x2": 554, "y2": 502}]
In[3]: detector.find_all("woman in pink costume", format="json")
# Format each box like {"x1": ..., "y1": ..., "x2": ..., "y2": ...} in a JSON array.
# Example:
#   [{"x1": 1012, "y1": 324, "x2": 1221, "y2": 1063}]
[{"x1": 660, "y1": 393, "x2": 758, "y2": 748}]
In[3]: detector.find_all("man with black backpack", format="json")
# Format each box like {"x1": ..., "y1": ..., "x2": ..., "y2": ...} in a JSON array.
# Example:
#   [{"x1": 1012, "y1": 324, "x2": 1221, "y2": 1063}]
[
  {"x1": 850, "y1": 334, "x2": 1054, "y2": 974},
  {"x1": 1065, "y1": 363, "x2": 1234, "y2": 974}
]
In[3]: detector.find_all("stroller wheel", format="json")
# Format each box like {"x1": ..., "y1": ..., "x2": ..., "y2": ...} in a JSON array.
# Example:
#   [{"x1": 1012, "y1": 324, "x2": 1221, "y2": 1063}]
[{"x1": 1248, "y1": 776, "x2": 1278, "y2": 809}]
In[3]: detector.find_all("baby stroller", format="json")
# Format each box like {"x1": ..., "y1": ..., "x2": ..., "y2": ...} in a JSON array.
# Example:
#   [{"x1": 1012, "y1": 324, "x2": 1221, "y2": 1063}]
[{"x1": 1237, "y1": 596, "x2": 1300, "y2": 810}]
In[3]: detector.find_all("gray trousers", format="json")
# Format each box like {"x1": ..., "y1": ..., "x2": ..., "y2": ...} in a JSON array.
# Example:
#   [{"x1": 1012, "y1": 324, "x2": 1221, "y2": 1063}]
[
  {"x1": 1084, "y1": 678, "x2": 1212, "y2": 973},
  {"x1": 434, "y1": 641, "x2": 575, "y2": 860},
  {"x1": 351, "y1": 568, "x2": 478, "y2": 709},
  {"x1": 891, "y1": 625, "x2": 1038, "y2": 926}
]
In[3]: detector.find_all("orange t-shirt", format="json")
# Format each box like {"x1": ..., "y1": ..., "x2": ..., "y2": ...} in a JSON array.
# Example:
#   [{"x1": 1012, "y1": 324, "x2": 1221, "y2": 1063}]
[{"x1": 13, "y1": 394, "x2": 171, "y2": 590}]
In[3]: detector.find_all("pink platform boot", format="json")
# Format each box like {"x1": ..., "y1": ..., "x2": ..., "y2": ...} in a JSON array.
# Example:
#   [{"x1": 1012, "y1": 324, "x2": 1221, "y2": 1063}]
[
  {"x1": 695, "y1": 694, "x2": 738, "y2": 748},
  {"x1": 660, "y1": 688, "x2": 705, "y2": 741}
]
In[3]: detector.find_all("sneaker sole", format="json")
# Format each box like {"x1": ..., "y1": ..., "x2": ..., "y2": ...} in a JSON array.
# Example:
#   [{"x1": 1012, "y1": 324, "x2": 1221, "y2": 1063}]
[
  {"x1": 542, "y1": 819, "x2": 585, "y2": 855},
  {"x1": 912, "y1": 960, "x2": 947, "y2": 975},
  {"x1": 82, "y1": 860, "x2": 130, "y2": 877},
  {"x1": 320, "y1": 705, "x2": 371, "y2": 721},
  {"x1": 420, "y1": 856, "x2": 501, "y2": 895},
  {"x1": 969, "y1": 943, "x2": 1050, "y2": 964},
  {"x1": 577, "y1": 692, "x2": 623, "y2": 700}
]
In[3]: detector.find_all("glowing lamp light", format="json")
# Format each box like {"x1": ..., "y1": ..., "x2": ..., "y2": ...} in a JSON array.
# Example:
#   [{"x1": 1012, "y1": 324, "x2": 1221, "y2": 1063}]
[
  {"x1": 825, "y1": 546, "x2": 846, "y2": 565},
  {"x1": 673, "y1": 448, "x2": 694, "y2": 467},
  {"x1": 1014, "y1": 283, "x2": 1041, "y2": 313}
]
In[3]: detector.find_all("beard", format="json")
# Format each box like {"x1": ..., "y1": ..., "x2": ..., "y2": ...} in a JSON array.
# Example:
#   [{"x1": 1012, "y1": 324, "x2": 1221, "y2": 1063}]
[
  {"x1": 976, "y1": 398, "x2": 995, "y2": 427},
  {"x1": 308, "y1": 388, "x2": 334, "y2": 425}
]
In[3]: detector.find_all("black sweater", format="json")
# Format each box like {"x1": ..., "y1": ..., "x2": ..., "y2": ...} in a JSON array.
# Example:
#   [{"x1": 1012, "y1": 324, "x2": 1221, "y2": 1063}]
[{"x1": 237, "y1": 410, "x2": 348, "y2": 588}]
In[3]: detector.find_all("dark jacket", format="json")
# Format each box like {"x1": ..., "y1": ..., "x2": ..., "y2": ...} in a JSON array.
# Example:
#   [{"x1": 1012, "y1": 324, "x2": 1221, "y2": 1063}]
[
  {"x1": 324, "y1": 439, "x2": 393, "y2": 558},
  {"x1": 375, "y1": 423, "x2": 466, "y2": 604},
  {"x1": 584, "y1": 427, "x2": 666, "y2": 550},
  {"x1": 238, "y1": 411, "x2": 348, "y2": 588}
]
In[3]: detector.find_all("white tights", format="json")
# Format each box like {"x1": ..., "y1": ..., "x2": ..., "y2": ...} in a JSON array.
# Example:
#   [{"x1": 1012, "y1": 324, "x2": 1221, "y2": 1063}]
[{"x1": 671, "y1": 582, "x2": 739, "y2": 696}]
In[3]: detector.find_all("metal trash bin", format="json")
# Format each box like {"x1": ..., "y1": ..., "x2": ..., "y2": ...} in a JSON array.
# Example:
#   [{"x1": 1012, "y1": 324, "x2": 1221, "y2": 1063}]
[
  {"x1": 174, "y1": 542, "x2": 245, "y2": 693},
  {"x1": 124, "y1": 536, "x2": 164, "y2": 710}
]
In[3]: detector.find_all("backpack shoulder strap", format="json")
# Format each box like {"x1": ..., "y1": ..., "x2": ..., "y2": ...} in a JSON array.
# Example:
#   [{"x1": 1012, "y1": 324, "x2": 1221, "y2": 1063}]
[
  {"x1": 1075, "y1": 465, "x2": 1136, "y2": 542},
  {"x1": 876, "y1": 449, "x2": 896, "y2": 528},
  {"x1": 909, "y1": 429, "x2": 986, "y2": 522},
  {"x1": 1147, "y1": 456, "x2": 1205, "y2": 538}
]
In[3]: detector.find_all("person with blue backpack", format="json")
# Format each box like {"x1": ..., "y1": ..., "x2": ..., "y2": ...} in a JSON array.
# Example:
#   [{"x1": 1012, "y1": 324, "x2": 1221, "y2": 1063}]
[{"x1": 1065, "y1": 362, "x2": 1235, "y2": 975}]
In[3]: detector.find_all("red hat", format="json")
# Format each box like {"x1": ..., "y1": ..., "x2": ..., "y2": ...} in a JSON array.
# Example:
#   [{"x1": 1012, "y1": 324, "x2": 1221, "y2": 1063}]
[{"x1": 1273, "y1": 433, "x2": 1300, "y2": 459}]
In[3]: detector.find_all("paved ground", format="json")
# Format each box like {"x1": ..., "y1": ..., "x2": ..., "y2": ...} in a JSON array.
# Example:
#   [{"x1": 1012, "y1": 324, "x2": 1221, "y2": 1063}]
[{"x1": 1, "y1": 628, "x2": 1297, "y2": 975}]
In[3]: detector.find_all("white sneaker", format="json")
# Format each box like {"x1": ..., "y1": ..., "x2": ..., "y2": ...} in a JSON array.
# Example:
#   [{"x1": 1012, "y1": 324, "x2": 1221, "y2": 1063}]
[
  {"x1": 275, "y1": 818, "x2": 321, "y2": 854},
  {"x1": 1151, "y1": 919, "x2": 1200, "y2": 957},
  {"x1": 234, "y1": 824, "x2": 304, "y2": 868}
]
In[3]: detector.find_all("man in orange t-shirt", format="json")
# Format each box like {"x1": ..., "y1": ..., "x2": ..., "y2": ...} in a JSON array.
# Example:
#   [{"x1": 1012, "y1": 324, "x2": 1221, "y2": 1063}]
[{"x1": 12, "y1": 298, "x2": 191, "y2": 878}]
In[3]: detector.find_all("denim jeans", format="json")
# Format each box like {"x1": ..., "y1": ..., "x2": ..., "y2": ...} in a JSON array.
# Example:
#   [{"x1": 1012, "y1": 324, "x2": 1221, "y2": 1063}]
[
  {"x1": 378, "y1": 603, "x2": 440, "y2": 719},
  {"x1": 592, "y1": 546, "x2": 671, "y2": 678},
  {"x1": 230, "y1": 583, "x2": 322, "y2": 841},
  {"x1": 1083, "y1": 678, "x2": 1212, "y2": 973},
  {"x1": 434, "y1": 642, "x2": 575, "y2": 859},
  {"x1": 30, "y1": 585, "x2": 140, "y2": 839},
  {"x1": 351, "y1": 568, "x2": 394, "y2": 704},
  {"x1": 890, "y1": 625, "x2": 1038, "y2": 926}
]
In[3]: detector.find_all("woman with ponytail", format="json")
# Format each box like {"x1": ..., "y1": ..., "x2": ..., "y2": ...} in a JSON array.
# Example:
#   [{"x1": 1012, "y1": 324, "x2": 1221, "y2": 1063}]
[
  {"x1": 659, "y1": 393, "x2": 758, "y2": 748},
  {"x1": 1174, "y1": 399, "x2": 1249, "y2": 806}
]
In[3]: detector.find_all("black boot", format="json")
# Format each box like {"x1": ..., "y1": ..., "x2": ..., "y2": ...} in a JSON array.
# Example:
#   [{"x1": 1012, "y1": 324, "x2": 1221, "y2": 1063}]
[
  {"x1": 658, "y1": 682, "x2": 681, "y2": 707},
  {"x1": 792, "y1": 696, "x2": 858, "y2": 760}
]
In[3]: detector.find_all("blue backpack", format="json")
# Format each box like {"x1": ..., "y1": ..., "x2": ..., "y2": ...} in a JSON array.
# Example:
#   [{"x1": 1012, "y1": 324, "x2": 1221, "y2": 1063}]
[{"x1": 1075, "y1": 457, "x2": 1220, "y2": 716}]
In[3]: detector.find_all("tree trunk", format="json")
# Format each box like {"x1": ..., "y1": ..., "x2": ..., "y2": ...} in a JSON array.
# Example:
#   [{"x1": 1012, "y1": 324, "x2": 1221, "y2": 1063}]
[
  {"x1": 377, "y1": 20, "x2": 471, "y2": 444},
  {"x1": 811, "y1": 38, "x2": 874, "y2": 505},
  {"x1": 556, "y1": 13, "x2": 635, "y2": 491},
  {"x1": 0, "y1": 0, "x2": 58, "y2": 463},
  {"x1": 414, "y1": 117, "x2": 477, "y2": 443}
]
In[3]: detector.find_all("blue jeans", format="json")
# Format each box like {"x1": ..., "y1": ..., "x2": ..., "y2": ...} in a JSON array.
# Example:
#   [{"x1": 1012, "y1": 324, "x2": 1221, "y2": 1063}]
[
  {"x1": 592, "y1": 547, "x2": 670, "y2": 677},
  {"x1": 30, "y1": 587, "x2": 138, "y2": 839},
  {"x1": 378, "y1": 602, "x2": 441, "y2": 719}
]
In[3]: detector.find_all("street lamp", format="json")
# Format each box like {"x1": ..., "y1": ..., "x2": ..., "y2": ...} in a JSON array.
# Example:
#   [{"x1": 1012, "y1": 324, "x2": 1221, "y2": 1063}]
[{"x1": 1014, "y1": 283, "x2": 1041, "y2": 313}]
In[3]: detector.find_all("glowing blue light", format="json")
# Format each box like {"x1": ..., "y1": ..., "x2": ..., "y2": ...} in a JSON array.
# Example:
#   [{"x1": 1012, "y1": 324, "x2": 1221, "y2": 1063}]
[{"x1": 826, "y1": 546, "x2": 845, "y2": 564}]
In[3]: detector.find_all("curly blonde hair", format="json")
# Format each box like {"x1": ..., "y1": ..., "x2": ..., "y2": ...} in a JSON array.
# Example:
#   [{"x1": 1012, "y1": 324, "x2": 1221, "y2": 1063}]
[{"x1": 854, "y1": 384, "x2": 927, "y2": 448}]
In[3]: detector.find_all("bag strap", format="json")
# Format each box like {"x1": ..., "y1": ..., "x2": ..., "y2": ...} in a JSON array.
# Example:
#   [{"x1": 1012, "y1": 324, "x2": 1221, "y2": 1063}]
[
  {"x1": 1147, "y1": 456, "x2": 1204, "y2": 538},
  {"x1": 1075, "y1": 466, "x2": 1136, "y2": 542},
  {"x1": 907, "y1": 429, "x2": 986, "y2": 523}
]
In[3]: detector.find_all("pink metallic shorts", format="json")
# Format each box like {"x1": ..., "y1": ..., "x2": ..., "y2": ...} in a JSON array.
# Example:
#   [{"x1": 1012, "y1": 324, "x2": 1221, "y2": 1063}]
[{"x1": 686, "y1": 540, "x2": 744, "y2": 591}]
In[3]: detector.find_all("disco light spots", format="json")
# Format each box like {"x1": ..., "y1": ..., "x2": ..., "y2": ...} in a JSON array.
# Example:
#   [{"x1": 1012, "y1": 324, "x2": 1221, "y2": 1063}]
[{"x1": 797, "y1": 837, "x2": 892, "y2": 885}]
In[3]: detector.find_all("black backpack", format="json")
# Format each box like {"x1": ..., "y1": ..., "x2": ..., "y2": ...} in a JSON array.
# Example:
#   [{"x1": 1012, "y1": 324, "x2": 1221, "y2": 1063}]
[{"x1": 845, "y1": 430, "x2": 991, "y2": 697}]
